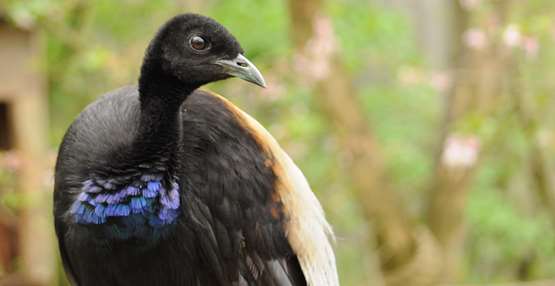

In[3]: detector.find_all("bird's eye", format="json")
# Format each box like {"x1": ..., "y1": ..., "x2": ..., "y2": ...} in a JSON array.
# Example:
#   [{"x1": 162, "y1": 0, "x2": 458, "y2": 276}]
[{"x1": 189, "y1": 36, "x2": 208, "y2": 51}]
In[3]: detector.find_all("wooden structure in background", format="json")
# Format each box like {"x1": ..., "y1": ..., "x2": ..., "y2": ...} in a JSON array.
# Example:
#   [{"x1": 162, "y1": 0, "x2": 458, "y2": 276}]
[{"x1": 0, "y1": 17, "x2": 54, "y2": 285}]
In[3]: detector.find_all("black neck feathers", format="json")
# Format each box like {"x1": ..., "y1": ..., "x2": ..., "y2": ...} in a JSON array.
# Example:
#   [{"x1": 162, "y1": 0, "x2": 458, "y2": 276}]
[{"x1": 134, "y1": 56, "x2": 193, "y2": 168}]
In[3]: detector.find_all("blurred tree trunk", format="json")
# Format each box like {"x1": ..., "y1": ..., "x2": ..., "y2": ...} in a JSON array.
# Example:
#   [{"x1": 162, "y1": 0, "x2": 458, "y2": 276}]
[
  {"x1": 427, "y1": 0, "x2": 513, "y2": 282},
  {"x1": 288, "y1": 1, "x2": 442, "y2": 285},
  {"x1": 426, "y1": 1, "x2": 472, "y2": 282},
  {"x1": 8, "y1": 33, "x2": 54, "y2": 286}
]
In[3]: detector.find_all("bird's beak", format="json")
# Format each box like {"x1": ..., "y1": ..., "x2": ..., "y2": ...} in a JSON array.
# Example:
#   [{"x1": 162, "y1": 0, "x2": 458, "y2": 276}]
[{"x1": 215, "y1": 54, "x2": 266, "y2": 88}]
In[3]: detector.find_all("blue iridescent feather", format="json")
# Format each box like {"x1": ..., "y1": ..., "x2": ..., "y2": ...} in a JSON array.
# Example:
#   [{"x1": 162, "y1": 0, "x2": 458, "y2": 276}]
[{"x1": 70, "y1": 175, "x2": 181, "y2": 228}]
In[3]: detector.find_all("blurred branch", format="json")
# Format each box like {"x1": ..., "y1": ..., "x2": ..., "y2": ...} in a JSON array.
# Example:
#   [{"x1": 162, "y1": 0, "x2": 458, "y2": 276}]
[{"x1": 509, "y1": 46, "x2": 555, "y2": 227}]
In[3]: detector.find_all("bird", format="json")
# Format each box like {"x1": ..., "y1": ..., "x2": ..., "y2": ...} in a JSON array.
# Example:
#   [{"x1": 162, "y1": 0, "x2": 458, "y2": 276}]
[{"x1": 53, "y1": 13, "x2": 338, "y2": 286}]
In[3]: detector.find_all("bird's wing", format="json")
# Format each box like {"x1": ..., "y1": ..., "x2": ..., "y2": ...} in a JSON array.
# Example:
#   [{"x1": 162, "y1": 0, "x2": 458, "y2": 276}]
[{"x1": 193, "y1": 91, "x2": 339, "y2": 286}]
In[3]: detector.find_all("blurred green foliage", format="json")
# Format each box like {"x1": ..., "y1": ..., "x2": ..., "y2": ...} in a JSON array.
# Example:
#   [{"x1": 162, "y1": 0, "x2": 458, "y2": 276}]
[{"x1": 2, "y1": 0, "x2": 555, "y2": 284}]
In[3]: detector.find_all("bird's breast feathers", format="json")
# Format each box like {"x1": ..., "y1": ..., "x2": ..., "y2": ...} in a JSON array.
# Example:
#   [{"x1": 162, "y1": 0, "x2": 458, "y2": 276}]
[{"x1": 68, "y1": 174, "x2": 181, "y2": 240}]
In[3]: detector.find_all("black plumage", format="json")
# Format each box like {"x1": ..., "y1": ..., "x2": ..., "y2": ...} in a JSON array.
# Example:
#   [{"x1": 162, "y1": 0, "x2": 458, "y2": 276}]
[{"x1": 54, "y1": 14, "x2": 337, "y2": 286}]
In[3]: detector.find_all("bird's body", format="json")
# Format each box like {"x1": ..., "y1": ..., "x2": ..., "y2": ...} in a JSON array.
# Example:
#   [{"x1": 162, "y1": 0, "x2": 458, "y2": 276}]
[{"x1": 54, "y1": 14, "x2": 337, "y2": 286}]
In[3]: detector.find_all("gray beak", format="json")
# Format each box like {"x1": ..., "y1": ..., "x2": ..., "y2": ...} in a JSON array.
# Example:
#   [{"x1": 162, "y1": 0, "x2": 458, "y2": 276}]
[{"x1": 215, "y1": 54, "x2": 266, "y2": 88}]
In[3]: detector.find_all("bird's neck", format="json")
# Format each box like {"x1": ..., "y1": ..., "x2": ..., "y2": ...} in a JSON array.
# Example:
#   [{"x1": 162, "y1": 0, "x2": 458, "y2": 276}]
[{"x1": 135, "y1": 59, "x2": 195, "y2": 162}]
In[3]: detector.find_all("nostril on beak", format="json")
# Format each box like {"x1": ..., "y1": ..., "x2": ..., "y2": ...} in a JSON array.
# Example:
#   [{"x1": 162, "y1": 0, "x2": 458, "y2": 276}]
[{"x1": 236, "y1": 61, "x2": 248, "y2": 68}]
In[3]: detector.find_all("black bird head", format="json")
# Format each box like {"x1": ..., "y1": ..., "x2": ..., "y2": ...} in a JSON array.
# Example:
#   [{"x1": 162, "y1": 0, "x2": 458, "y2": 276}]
[{"x1": 140, "y1": 13, "x2": 266, "y2": 93}]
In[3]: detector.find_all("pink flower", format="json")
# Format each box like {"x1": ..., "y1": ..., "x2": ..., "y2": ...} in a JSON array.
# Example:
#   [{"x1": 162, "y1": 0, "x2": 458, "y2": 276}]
[
  {"x1": 523, "y1": 37, "x2": 540, "y2": 59},
  {"x1": 503, "y1": 24, "x2": 522, "y2": 47},
  {"x1": 463, "y1": 28, "x2": 488, "y2": 50},
  {"x1": 441, "y1": 135, "x2": 480, "y2": 168}
]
